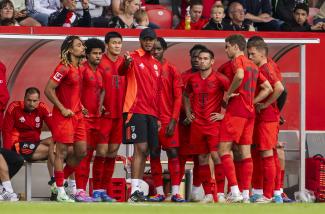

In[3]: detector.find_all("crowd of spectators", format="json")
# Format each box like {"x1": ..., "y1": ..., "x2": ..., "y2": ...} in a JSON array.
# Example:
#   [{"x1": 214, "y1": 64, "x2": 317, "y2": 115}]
[{"x1": 0, "y1": 0, "x2": 324, "y2": 31}]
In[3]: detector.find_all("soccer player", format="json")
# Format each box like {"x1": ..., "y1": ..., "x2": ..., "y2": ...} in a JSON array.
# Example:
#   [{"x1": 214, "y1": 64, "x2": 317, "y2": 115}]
[
  {"x1": 74, "y1": 38, "x2": 105, "y2": 202},
  {"x1": 149, "y1": 37, "x2": 185, "y2": 202},
  {"x1": 44, "y1": 36, "x2": 87, "y2": 202},
  {"x1": 118, "y1": 28, "x2": 161, "y2": 202},
  {"x1": 184, "y1": 48, "x2": 229, "y2": 203},
  {"x1": 247, "y1": 36, "x2": 285, "y2": 203},
  {"x1": 218, "y1": 34, "x2": 273, "y2": 203},
  {"x1": 0, "y1": 60, "x2": 9, "y2": 138},
  {"x1": 178, "y1": 44, "x2": 207, "y2": 202},
  {"x1": 91, "y1": 31, "x2": 124, "y2": 202}
]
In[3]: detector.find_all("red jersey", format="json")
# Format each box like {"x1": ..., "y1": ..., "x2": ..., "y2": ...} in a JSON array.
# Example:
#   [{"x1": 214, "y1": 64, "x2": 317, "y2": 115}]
[
  {"x1": 81, "y1": 62, "x2": 103, "y2": 118},
  {"x1": 159, "y1": 60, "x2": 183, "y2": 124},
  {"x1": 267, "y1": 58, "x2": 282, "y2": 81},
  {"x1": 118, "y1": 49, "x2": 161, "y2": 118},
  {"x1": 256, "y1": 62, "x2": 281, "y2": 122},
  {"x1": 179, "y1": 68, "x2": 197, "y2": 122},
  {"x1": 227, "y1": 55, "x2": 266, "y2": 118},
  {"x1": 0, "y1": 61, "x2": 9, "y2": 112},
  {"x1": 2, "y1": 101, "x2": 52, "y2": 149},
  {"x1": 217, "y1": 60, "x2": 233, "y2": 80},
  {"x1": 177, "y1": 18, "x2": 208, "y2": 30},
  {"x1": 50, "y1": 63, "x2": 83, "y2": 113},
  {"x1": 98, "y1": 54, "x2": 125, "y2": 119},
  {"x1": 186, "y1": 71, "x2": 229, "y2": 127}
]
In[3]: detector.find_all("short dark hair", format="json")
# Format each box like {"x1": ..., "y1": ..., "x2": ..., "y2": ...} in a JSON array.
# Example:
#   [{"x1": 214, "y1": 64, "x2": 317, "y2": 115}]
[
  {"x1": 189, "y1": 44, "x2": 207, "y2": 56},
  {"x1": 247, "y1": 36, "x2": 268, "y2": 56},
  {"x1": 156, "y1": 37, "x2": 167, "y2": 50},
  {"x1": 294, "y1": 3, "x2": 309, "y2": 15},
  {"x1": 25, "y1": 87, "x2": 40, "y2": 98},
  {"x1": 199, "y1": 48, "x2": 214, "y2": 59},
  {"x1": 84, "y1": 38, "x2": 105, "y2": 55},
  {"x1": 190, "y1": 0, "x2": 203, "y2": 8},
  {"x1": 104, "y1": 31, "x2": 122, "y2": 44},
  {"x1": 225, "y1": 34, "x2": 246, "y2": 51}
]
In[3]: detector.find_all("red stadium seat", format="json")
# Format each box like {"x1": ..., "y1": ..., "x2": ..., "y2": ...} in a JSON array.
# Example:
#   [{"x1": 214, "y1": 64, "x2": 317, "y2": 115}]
[
  {"x1": 145, "y1": 4, "x2": 173, "y2": 29},
  {"x1": 308, "y1": 7, "x2": 320, "y2": 25}
]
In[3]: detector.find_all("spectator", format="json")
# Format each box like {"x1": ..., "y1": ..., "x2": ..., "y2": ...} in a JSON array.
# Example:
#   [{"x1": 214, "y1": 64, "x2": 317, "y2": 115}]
[
  {"x1": 314, "y1": 1, "x2": 325, "y2": 24},
  {"x1": 203, "y1": 4, "x2": 226, "y2": 30},
  {"x1": 229, "y1": 0, "x2": 281, "y2": 31},
  {"x1": 75, "y1": 0, "x2": 110, "y2": 18},
  {"x1": 223, "y1": 1, "x2": 254, "y2": 31},
  {"x1": 134, "y1": 8, "x2": 149, "y2": 29},
  {"x1": 177, "y1": 0, "x2": 208, "y2": 30},
  {"x1": 108, "y1": 0, "x2": 140, "y2": 28},
  {"x1": 27, "y1": 0, "x2": 61, "y2": 26},
  {"x1": 0, "y1": 0, "x2": 19, "y2": 26},
  {"x1": 272, "y1": 0, "x2": 301, "y2": 23},
  {"x1": 48, "y1": 0, "x2": 91, "y2": 27},
  {"x1": 281, "y1": 3, "x2": 324, "y2": 31},
  {"x1": 10, "y1": 0, "x2": 41, "y2": 26},
  {"x1": 180, "y1": 0, "x2": 223, "y2": 19}
]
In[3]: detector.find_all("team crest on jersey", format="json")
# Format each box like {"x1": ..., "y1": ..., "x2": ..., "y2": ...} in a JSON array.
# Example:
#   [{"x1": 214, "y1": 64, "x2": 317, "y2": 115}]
[
  {"x1": 19, "y1": 116, "x2": 26, "y2": 123},
  {"x1": 53, "y1": 72, "x2": 63, "y2": 82},
  {"x1": 139, "y1": 63, "x2": 145, "y2": 69},
  {"x1": 35, "y1": 116, "x2": 40, "y2": 123},
  {"x1": 0, "y1": 80, "x2": 3, "y2": 84}
]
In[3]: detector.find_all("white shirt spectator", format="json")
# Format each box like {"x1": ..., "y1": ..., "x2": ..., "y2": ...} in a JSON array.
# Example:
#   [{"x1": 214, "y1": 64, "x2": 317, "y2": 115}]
[{"x1": 75, "y1": 0, "x2": 111, "y2": 18}]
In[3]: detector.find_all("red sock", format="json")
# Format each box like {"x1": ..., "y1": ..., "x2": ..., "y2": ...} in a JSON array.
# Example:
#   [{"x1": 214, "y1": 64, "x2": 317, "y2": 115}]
[
  {"x1": 214, "y1": 164, "x2": 225, "y2": 194},
  {"x1": 221, "y1": 154, "x2": 238, "y2": 187},
  {"x1": 240, "y1": 158, "x2": 253, "y2": 191},
  {"x1": 83, "y1": 149, "x2": 94, "y2": 190},
  {"x1": 102, "y1": 157, "x2": 116, "y2": 191},
  {"x1": 92, "y1": 156, "x2": 105, "y2": 190},
  {"x1": 252, "y1": 148, "x2": 263, "y2": 190},
  {"x1": 199, "y1": 164, "x2": 212, "y2": 195},
  {"x1": 234, "y1": 161, "x2": 242, "y2": 191},
  {"x1": 280, "y1": 170, "x2": 285, "y2": 189},
  {"x1": 168, "y1": 157, "x2": 181, "y2": 186},
  {"x1": 192, "y1": 156, "x2": 201, "y2": 187},
  {"x1": 263, "y1": 156, "x2": 276, "y2": 199},
  {"x1": 55, "y1": 171, "x2": 64, "y2": 187},
  {"x1": 150, "y1": 157, "x2": 163, "y2": 187},
  {"x1": 75, "y1": 157, "x2": 88, "y2": 190},
  {"x1": 274, "y1": 151, "x2": 282, "y2": 190},
  {"x1": 179, "y1": 155, "x2": 187, "y2": 182},
  {"x1": 63, "y1": 164, "x2": 76, "y2": 179}
]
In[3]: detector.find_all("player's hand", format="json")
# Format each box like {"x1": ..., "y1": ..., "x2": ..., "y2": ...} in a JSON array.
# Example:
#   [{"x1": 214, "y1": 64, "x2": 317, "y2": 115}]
[
  {"x1": 165, "y1": 118, "x2": 176, "y2": 137},
  {"x1": 223, "y1": 92, "x2": 239, "y2": 105},
  {"x1": 210, "y1": 112, "x2": 224, "y2": 122},
  {"x1": 255, "y1": 102, "x2": 267, "y2": 113},
  {"x1": 311, "y1": 22, "x2": 323, "y2": 31},
  {"x1": 263, "y1": 16, "x2": 274, "y2": 23},
  {"x1": 157, "y1": 120, "x2": 162, "y2": 131},
  {"x1": 124, "y1": 51, "x2": 132, "y2": 66},
  {"x1": 98, "y1": 105, "x2": 105, "y2": 115},
  {"x1": 82, "y1": 107, "x2": 89, "y2": 117},
  {"x1": 61, "y1": 108, "x2": 74, "y2": 117},
  {"x1": 185, "y1": 112, "x2": 195, "y2": 123}
]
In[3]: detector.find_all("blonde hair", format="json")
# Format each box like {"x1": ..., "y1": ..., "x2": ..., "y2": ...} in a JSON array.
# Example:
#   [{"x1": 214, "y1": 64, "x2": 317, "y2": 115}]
[{"x1": 134, "y1": 8, "x2": 148, "y2": 23}]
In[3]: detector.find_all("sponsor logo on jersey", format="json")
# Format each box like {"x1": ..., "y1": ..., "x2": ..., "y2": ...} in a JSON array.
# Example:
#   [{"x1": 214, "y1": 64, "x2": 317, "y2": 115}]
[
  {"x1": 53, "y1": 72, "x2": 63, "y2": 82},
  {"x1": 139, "y1": 63, "x2": 145, "y2": 69},
  {"x1": 19, "y1": 116, "x2": 26, "y2": 123}
]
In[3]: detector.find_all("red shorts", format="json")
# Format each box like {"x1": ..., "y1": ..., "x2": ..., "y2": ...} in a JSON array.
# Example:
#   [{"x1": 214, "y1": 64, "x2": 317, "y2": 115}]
[
  {"x1": 99, "y1": 117, "x2": 122, "y2": 144},
  {"x1": 52, "y1": 111, "x2": 86, "y2": 144},
  {"x1": 253, "y1": 121, "x2": 279, "y2": 151},
  {"x1": 158, "y1": 123, "x2": 179, "y2": 150},
  {"x1": 188, "y1": 122, "x2": 219, "y2": 155},
  {"x1": 219, "y1": 113, "x2": 254, "y2": 145},
  {"x1": 178, "y1": 123, "x2": 191, "y2": 155},
  {"x1": 85, "y1": 117, "x2": 101, "y2": 148}
]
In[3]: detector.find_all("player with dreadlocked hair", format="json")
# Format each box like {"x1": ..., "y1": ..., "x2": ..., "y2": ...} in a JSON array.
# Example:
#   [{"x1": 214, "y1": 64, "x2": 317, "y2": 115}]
[{"x1": 45, "y1": 35, "x2": 88, "y2": 202}]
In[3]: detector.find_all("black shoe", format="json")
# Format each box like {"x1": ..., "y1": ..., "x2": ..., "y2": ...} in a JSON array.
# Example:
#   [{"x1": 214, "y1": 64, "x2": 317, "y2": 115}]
[
  {"x1": 50, "y1": 192, "x2": 57, "y2": 201},
  {"x1": 128, "y1": 190, "x2": 148, "y2": 202}
]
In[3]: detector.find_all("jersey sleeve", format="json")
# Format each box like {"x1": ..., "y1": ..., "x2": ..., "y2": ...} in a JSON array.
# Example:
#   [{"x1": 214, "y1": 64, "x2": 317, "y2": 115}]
[
  {"x1": 2, "y1": 102, "x2": 16, "y2": 149},
  {"x1": 39, "y1": 102, "x2": 53, "y2": 132},
  {"x1": 231, "y1": 57, "x2": 244, "y2": 74},
  {"x1": 171, "y1": 66, "x2": 183, "y2": 120},
  {"x1": 50, "y1": 64, "x2": 69, "y2": 83},
  {"x1": 257, "y1": 70, "x2": 267, "y2": 85},
  {"x1": 0, "y1": 63, "x2": 10, "y2": 111}
]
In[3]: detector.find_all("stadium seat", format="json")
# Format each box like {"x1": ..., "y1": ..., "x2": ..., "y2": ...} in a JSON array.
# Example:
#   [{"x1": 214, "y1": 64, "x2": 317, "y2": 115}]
[
  {"x1": 308, "y1": 7, "x2": 320, "y2": 25},
  {"x1": 145, "y1": 4, "x2": 173, "y2": 29}
]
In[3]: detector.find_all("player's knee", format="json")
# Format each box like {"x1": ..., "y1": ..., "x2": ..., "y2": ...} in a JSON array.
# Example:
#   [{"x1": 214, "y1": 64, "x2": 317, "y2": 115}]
[{"x1": 166, "y1": 148, "x2": 178, "y2": 159}]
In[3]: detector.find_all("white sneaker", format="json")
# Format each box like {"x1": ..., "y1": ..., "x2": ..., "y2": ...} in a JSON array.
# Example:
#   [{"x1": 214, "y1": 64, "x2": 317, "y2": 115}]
[
  {"x1": 217, "y1": 194, "x2": 226, "y2": 203},
  {"x1": 256, "y1": 195, "x2": 272, "y2": 203},
  {"x1": 190, "y1": 192, "x2": 201, "y2": 202},
  {"x1": 57, "y1": 190, "x2": 75, "y2": 202},
  {"x1": 243, "y1": 197, "x2": 251, "y2": 203},
  {"x1": 226, "y1": 192, "x2": 243, "y2": 203},
  {"x1": 0, "y1": 190, "x2": 19, "y2": 201},
  {"x1": 200, "y1": 194, "x2": 214, "y2": 203}
]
